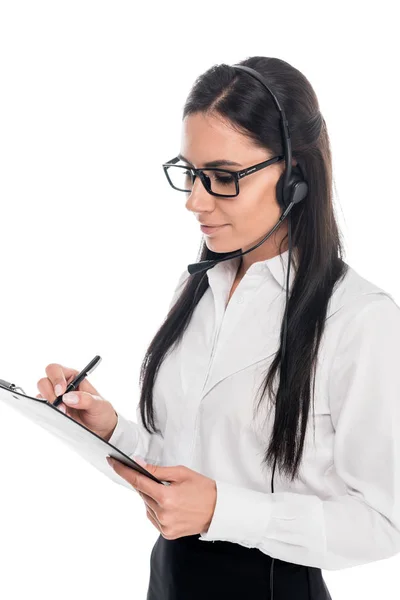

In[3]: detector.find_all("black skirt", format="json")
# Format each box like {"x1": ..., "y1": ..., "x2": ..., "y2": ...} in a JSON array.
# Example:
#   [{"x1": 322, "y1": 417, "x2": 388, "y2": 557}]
[{"x1": 146, "y1": 533, "x2": 332, "y2": 600}]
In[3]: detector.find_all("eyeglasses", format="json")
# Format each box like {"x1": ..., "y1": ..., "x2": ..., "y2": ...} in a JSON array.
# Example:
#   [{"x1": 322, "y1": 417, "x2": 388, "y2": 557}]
[{"x1": 162, "y1": 154, "x2": 285, "y2": 198}]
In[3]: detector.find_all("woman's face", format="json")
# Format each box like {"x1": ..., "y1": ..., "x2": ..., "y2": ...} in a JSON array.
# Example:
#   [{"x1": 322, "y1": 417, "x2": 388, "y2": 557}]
[{"x1": 180, "y1": 112, "x2": 294, "y2": 259}]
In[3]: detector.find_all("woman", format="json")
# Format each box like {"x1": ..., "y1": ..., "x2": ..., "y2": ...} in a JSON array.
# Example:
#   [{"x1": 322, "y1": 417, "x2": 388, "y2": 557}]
[{"x1": 38, "y1": 56, "x2": 400, "y2": 599}]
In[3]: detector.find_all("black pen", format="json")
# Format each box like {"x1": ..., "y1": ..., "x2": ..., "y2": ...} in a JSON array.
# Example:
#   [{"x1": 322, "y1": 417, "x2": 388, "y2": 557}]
[{"x1": 53, "y1": 355, "x2": 102, "y2": 408}]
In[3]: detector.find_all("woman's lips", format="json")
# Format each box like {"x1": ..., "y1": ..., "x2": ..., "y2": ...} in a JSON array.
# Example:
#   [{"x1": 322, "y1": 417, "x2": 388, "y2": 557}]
[{"x1": 200, "y1": 224, "x2": 227, "y2": 235}]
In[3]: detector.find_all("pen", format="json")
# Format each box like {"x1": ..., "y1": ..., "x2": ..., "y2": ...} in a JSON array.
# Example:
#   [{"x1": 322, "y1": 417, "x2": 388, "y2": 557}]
[{"x1": 53, "y1": 355, "x2": 102, "y2": 407}]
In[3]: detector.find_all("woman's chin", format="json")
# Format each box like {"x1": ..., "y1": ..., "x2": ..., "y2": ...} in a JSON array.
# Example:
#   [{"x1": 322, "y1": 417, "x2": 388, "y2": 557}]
[{"x1": 206, "y1": 240, "x2": 236, "y2": 253}]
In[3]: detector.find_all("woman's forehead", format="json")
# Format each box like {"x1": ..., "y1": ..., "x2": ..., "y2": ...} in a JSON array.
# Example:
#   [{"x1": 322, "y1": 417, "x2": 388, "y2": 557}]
[{"x1": 180, "y1": 114, "x2": 267, "y2": 167}]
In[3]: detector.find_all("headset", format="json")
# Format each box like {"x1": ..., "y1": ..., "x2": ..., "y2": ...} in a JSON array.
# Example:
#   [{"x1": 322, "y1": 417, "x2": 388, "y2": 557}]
[{"x1": 186, "y1": 63, "x2": 309, "y2": 599}]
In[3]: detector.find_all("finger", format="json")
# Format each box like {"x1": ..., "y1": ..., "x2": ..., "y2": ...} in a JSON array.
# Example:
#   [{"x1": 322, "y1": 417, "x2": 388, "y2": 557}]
[
  {"x1": 36, "y1": 393, "x2": 67, "y2": 414},
  {"x1": 110, "y1": 459, "x2": 164, "y2": 503},
  {"x1": 146, "y1": 506, "x2": 161, "y2": 533},
  {"x1": 139, "y1": 491, "x2": 158, "y2": 513},
  {"x1": 64, "y1": 371, "x2": 100, "y2": 396},
  {"x1": 146, "y1": 504, "x2": 159, "y2": 524},
  {"x1": 44, "y1": 363, "x2": 99, "y2": 398},
  {"x1": 37, "y1": 376, "x2": 60, "y2": 403},
  {"x1": 43, "y1": 364, "x2": 72, "y2": 399},
  {"x1": 62, "y1": 390, "x2": 103, "y2": 410},
  {"x1": 61, "y1": 364, "x2": 100, "y2": 396}
]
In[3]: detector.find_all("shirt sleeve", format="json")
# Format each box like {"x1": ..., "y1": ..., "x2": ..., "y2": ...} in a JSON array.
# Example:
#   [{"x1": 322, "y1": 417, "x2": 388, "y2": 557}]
[
  {"x1": 198, "y1": 293, "x2": 400, "y2": 571},
  {"x1": 107, "y1": 405, "x2": 164, "y2": 463}
]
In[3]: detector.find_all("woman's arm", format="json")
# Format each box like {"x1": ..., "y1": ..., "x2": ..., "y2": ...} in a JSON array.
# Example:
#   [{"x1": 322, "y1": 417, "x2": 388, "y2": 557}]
[{"x1": 199, "y1": 294, "x2": 400, "y2": 570}]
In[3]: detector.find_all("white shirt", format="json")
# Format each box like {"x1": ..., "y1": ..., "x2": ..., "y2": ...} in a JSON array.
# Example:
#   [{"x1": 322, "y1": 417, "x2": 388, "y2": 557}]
[{"x1": 106, "y1": 249, "x2": 400, "y2": 571}]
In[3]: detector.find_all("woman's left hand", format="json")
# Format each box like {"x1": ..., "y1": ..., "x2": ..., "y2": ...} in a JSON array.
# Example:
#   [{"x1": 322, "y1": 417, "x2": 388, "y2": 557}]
[{"x1": 107, "y1": 456, "x2": 217, "y2": 540}]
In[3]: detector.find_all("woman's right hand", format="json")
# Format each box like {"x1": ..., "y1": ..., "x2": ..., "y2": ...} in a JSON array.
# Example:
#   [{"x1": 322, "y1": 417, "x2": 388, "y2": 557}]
[{"x1": 36, "y1": 363, "x2": 118, "y2": 442}]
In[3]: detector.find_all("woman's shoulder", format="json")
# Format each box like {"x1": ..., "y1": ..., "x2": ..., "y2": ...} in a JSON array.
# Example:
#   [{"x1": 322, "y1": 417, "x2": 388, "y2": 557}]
[
  {"x1": 323, "y1": 261, "x2": 400, "y2": 362},
  {"x1": 328, "y1": 260, "x2": 399, "y2": 321}
]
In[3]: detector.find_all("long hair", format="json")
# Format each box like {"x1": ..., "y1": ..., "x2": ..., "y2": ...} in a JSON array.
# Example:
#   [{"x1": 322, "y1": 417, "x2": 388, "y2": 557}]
[{"x1": 138, "y1": 56, "x2": 348, "y2": 482}]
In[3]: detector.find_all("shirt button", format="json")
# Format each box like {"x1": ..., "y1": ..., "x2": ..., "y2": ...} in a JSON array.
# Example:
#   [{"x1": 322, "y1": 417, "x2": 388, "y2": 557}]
[{"x1": 237, "y1": 294, "x2": 244, "y2": 304}]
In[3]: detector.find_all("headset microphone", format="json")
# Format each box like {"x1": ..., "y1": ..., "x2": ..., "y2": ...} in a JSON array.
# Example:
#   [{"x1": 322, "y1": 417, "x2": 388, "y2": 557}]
[{"x1": 187, "y1": 186, "x2": 305, "y2": 276}]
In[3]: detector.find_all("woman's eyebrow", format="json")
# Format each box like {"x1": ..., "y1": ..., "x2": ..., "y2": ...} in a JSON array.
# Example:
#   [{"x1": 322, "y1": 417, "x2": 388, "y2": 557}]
[{"x1": 178, "y1": 153, "x2": 242, "y2": 168}]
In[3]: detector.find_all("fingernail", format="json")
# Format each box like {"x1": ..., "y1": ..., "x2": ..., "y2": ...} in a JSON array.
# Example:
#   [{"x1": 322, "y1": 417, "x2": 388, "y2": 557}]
[
  {"x1": 133, "y1": 455, "x2": 146, "y2": 467},
  {"x1": 55, "y1": 384, "x2": 63, "y2": 396},
  {"x1": 63, "y1": 392, "x2": 78, "y2": 404},
  {"x1": 59, "y1": 404, "x2": 66, "y2": 414}
]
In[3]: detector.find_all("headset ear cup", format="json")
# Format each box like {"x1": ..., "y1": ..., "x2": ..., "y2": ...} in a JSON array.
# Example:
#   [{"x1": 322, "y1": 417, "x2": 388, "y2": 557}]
[
  {"x1": 276, "y1": 166, "x2": 307, "y2": 209},
  {"x1": 290, "y1": 165, "x2": 308, "y2": 205},
  {"x1": 275, "y1": 173, "x2": 285, "y2": 208}
]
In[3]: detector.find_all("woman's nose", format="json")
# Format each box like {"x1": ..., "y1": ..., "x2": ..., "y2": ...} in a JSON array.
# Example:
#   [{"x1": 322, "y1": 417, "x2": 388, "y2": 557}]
[{"x1": 185, "y1": 177, "x2": 216, "y2": 212}]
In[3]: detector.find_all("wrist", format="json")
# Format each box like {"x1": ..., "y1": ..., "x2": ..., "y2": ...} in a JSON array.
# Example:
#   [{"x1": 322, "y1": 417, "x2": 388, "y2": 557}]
[{"x1": 104, "y1": 411, "x2": 118, "y2": 442}]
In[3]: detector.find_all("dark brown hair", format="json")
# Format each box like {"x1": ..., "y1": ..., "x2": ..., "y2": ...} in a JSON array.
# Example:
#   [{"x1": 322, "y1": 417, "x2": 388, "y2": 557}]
[{"x1": 138, "y1": 56, "x2": 348, "y2": 482}]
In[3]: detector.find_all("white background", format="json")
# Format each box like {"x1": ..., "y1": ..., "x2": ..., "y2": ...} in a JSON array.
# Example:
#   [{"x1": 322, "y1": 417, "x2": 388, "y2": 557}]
[{"x1": 0, "y1": 1, "x2": 398, "y2": 598}]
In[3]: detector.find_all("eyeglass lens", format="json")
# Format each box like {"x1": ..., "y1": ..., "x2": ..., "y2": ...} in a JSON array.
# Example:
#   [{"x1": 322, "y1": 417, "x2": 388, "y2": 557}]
[{"x1": 166, "y1": 166, "x2": 237, "y2": 196}]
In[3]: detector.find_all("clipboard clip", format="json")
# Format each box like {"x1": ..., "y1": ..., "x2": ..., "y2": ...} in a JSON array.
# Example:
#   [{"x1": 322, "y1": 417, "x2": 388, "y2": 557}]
[{"x1": 0, "y1": 379, "x2": 26, "y2": 395}]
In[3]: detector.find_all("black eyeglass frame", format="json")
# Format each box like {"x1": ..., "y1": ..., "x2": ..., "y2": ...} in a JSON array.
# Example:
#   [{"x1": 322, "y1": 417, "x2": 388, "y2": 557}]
[{"x1": 162, "y1": 154, "x2": 285, "y2": 198}]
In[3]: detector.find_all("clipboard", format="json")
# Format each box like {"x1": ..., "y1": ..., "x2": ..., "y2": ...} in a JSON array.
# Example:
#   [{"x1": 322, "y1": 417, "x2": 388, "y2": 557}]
[{"x1": 0, "y1": 378, "x2": 169, "y2": 489}]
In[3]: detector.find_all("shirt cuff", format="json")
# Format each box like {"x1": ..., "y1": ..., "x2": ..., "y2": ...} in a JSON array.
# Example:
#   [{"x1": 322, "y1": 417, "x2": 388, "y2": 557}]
[
  {"x1": 107, "y1": 412, "x2": 139, "y2": 458},
  {"x1": 198, "y1": 479, "x2": 273, "y2": 547}
]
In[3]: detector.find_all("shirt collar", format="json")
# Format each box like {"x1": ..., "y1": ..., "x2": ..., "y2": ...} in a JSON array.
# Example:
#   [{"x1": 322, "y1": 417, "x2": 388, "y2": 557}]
[
  {"x1": 264, "y1": 248, "x2": 297, "y2": 291},
  {"x1": 208, "y1": 247, "x2": 297, "y2": 292}
]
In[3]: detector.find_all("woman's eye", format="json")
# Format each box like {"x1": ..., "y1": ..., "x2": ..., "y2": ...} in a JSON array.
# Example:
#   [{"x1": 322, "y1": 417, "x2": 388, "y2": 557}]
[{"x1": 214, "y1": 174, "x2": 234, "y2": 186}]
